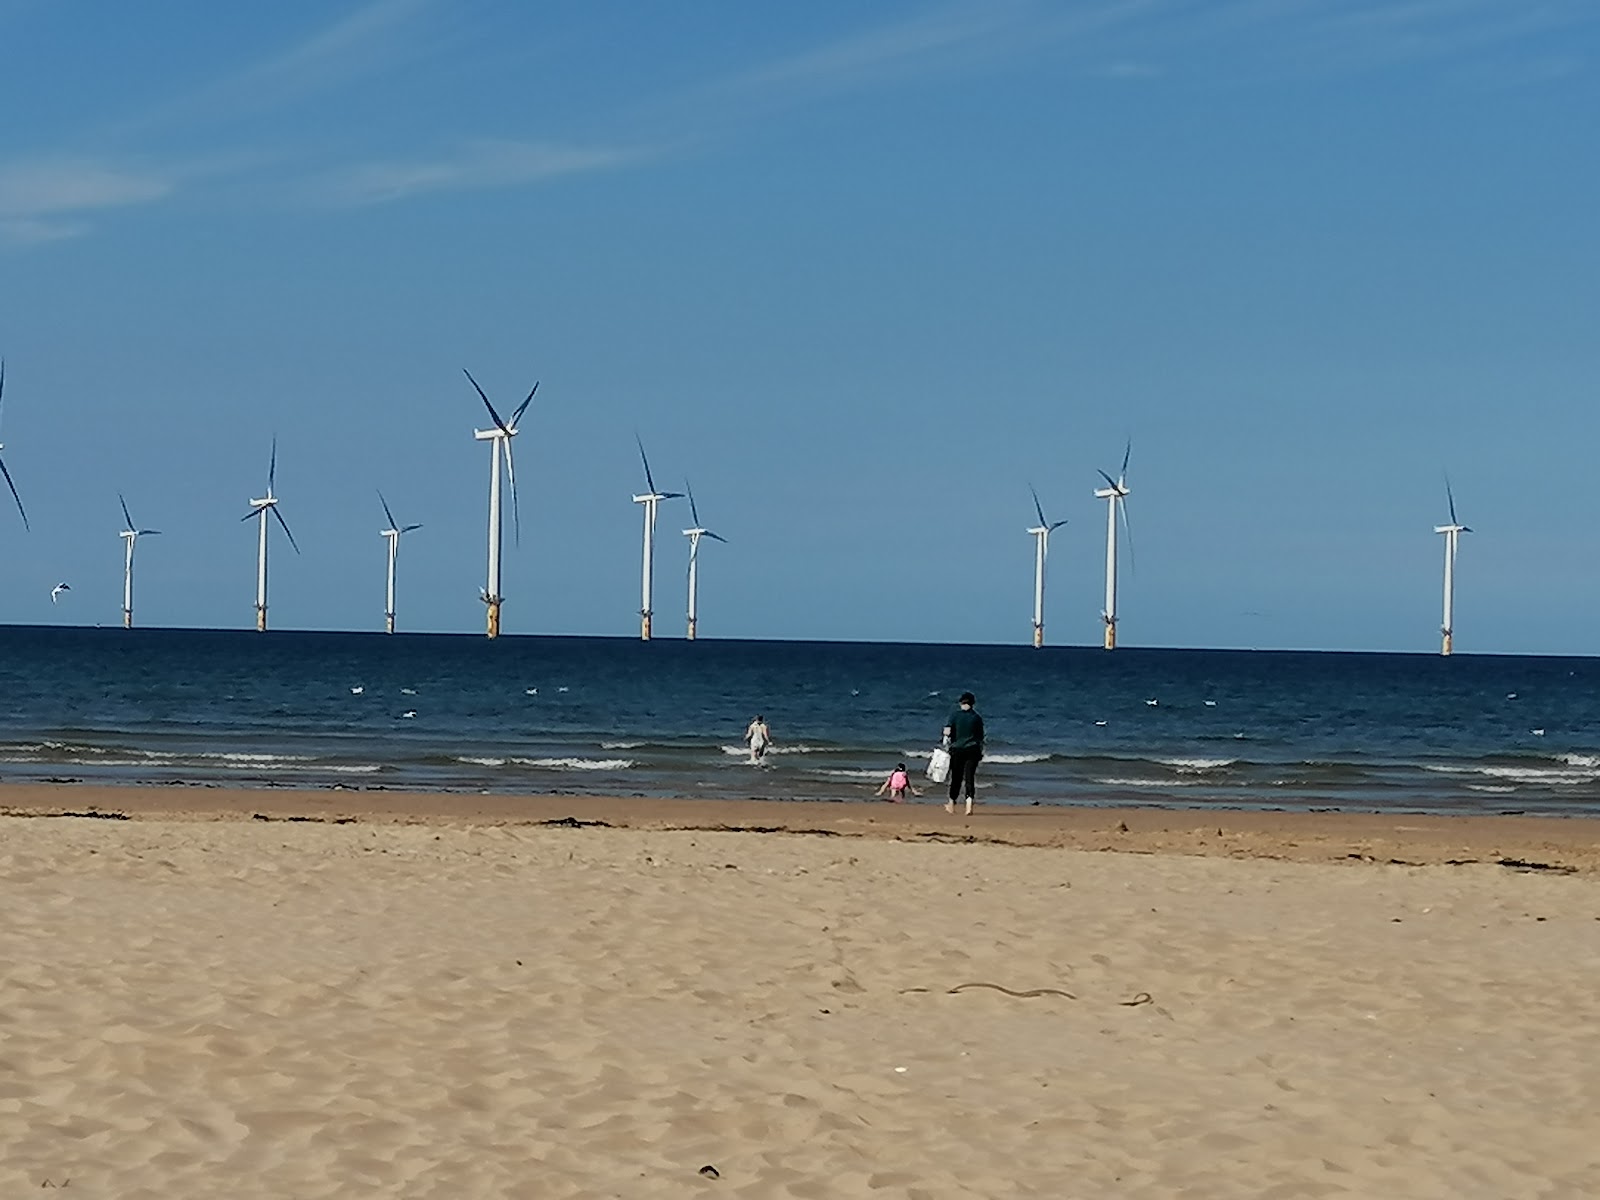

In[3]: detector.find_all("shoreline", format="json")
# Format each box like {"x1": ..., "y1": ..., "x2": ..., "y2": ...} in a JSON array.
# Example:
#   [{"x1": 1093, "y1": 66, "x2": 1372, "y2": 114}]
[{"x1": 5, "y1": 781, "x2": 1598, "y2": 872}]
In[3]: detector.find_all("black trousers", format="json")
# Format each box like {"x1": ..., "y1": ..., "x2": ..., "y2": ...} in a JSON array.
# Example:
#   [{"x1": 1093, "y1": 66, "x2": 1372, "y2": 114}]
[{"x1": 948, "y1": 748, "x2": 980, "y2": 801}]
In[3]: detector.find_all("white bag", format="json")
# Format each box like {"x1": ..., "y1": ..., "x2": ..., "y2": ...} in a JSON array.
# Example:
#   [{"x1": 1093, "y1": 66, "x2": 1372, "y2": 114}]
[{"x1": 926, "y1": 747, "x2": 951, "y2": 784}]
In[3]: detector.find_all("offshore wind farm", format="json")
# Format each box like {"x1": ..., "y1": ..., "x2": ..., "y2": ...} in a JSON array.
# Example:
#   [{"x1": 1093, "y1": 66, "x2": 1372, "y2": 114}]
[{"x1": 0, "y1": 350, "x2": 1492, "y2": 652}]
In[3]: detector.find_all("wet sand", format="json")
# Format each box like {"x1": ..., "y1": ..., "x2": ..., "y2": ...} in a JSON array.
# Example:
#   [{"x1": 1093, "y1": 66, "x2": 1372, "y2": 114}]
[
  {"x1": 3, "y1": 784, "x2": 1598, "y2": 1197},
  {"x1": 4, "y1": 781, "x2": 1599, "y2": 872}
]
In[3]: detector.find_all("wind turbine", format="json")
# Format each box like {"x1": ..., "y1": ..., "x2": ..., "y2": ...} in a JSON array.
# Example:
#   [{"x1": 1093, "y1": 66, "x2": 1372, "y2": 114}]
[
  {"x1": 1026, "y1": 486, "x2": 1067, "y2": 648},
  {"x1": 681, "y1": 480, "x2": 725, "y2": 641},
  {"x1": 378, "y1": 491, "x2": 422, "y2": 634},
  {"x1": 1435, "y1": 479, "x2": 1472, "y2": 656},
  {"x1": 1092, "y1": 442, "x2": 1133, "y2": 650},
  {"x1": 241, "y1": 438, "x2": 300, "y2": 631},
  {"x1": 117, "y1": 494, "x2": 160, "y2": 629},
  {"x1": 465, "y1": 369, "x2": 535, "y2": 640},
  {"x1": 633, "y1": 437, "x2": 682, "y2": 640},
  {"x1": 0, "y1": 360, "x2": 29, "y2": 531}
]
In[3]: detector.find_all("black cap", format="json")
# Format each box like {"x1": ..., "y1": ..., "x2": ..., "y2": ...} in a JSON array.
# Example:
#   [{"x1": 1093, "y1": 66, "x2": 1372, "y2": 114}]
[{"x1": 959, "y1": 692, "x2": 975, "y2": 706}]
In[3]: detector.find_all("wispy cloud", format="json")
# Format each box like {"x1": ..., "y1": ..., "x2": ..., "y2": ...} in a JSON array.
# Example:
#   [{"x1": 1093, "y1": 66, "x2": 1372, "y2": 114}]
[
  {"x1": 721, "y1": 0, "x2": 1161, "y2": 96},
  {"x1": 228, "y1": 0, "x2": 438, "y2": 107},
  {"x1": 1196, "y1": 0, "x2": 1597, "y2": 74},
  {"x1": 310, "y1": 139, "x2": 655, "y2": 207},
  {"x1": 0, "y1": 159, "x2": 171, "y2": 244},
  {"x1": 120, "y1": 0, "x2": 442, "y2": 134},
  {"x1": 730, "y1": 4, "x2": 1029, "y2": 91}
]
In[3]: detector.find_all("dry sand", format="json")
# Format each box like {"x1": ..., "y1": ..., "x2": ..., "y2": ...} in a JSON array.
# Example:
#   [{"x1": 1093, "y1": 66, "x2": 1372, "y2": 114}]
[{"x1": 3, "y1": 786, "x2": 1599, "y2": 1197}]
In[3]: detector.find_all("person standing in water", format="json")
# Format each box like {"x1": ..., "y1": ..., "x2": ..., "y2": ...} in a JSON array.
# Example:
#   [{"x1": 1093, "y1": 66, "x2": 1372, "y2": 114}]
[
  {"x1": 745, "y1": 714, "x2": 772, "y2": 764},
  {"x1": 942, "y1": 692, "x2": 984, "y2": 815}
]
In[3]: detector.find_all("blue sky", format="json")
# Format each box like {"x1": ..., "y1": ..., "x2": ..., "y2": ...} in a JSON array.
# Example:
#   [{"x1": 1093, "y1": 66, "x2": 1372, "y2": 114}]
[{"x1": 0, "y1": 0, "x2": 1596, "y2": 651}]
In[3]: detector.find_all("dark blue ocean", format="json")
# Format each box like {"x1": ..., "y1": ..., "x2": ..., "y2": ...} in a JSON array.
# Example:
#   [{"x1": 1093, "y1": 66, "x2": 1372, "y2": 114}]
[{"x1": 3, "y1": 627, "x2": 1599, "y2": 815}]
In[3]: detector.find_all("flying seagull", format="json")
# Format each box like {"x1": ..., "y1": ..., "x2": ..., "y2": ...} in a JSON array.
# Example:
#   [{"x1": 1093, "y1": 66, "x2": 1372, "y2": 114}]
[{"x1": 51, "y1": 582, "x2": 70, "y2": 603}]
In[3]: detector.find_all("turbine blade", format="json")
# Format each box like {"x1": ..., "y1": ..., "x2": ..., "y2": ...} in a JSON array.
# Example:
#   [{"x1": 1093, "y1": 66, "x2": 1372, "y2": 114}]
[
  {"x1": 1050, "y1": 519, "x2": 1068, "y2": 531},
  {"x1": 378, "y1": 489, "x2": 397, "y2": 530},
  {"x1": 1030, "y1": 484, "x2": 1047, "y2": 528},
  {"x1": 1446, "y1": 476, "x2": 1458, "y2": 526},
  {"x1": 1097, "y1": 469, "x2": 1118, "y2": 491},
  {"x1": 1118, "y1": 497, "x2": 1135, "y2": 572},
  {"x1": 0, "y1": 455, "x2": 27, "y2": 530},
  {"x1": 705, "y1": 531, "x2": 727, "y2": 543},
  {"x1": 1120, "y1": 439, "x2": 1131, "y2": 481},
  {"x1": 686, "y1": 479, "x2": 701, "y2": 528},
  {"x1": 402, "y1": 523, "x2": 423, "y2": 533},
  {"x1": 508, "y1": 381, "x2": 538, "y2": 429},
  {"x1": 119, "y1": 492, "x2": 134, "y2": 530},
  {"x1": 268, "y1": 437, "x2": 278, "y2": 493},
  {"x1": 463, "y1": 368, "x2": 509, "y2": 434},
  {"x1": 240, "y1": 509, "x2": 260, "y2": 522},
  {"x1": 1462, "y1": 525, "x2": 1474, "y2": 535},
  {"x1": 661, "y1": 491, "x2": 685, "y2": 500},
  {"x1": 504, "y1": 439, "x2": 520, "y2": 547},
  {"x1": 636, "y1": 434, "x2": 657, "y2": 495},
  {"x1": 272, "y1": 505, "x2": 301, "y2": 554},
  {"x1": 140, "y1": 529, "x2": 162, "y2": 536}
]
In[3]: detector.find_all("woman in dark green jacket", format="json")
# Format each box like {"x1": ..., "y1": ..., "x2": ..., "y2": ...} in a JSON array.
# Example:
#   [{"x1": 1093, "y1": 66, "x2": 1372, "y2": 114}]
[{"x1": 941, "y1": 692, "x2": 984, "y2": 815}]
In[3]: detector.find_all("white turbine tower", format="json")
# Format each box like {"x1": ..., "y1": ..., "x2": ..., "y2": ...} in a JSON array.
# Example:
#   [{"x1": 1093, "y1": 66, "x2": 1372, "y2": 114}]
[
  {"x1": 682, "y1": 480, "x2": 726, "y2": 641},
  {"x1": 464, "y1": 369, "x2": 536, "y2": 640},
  {"x1": 117, "y1": 494, "x2": 160, "y2": 629},
  {"x1": 378, "y1": 491, "x2": 422, "y2": 635},
  {"x1": 1026, "y1": 486, "x2": 1067, "y2": 648},
  {"x1": 1435, "y1": 479, "x2": 1472, "y2": 657},
  {"x1": 1092, "y1": 442, "x2": 1133, "y2": 650},
  {"x1": 0, "y1": 359, "x2": 29, "y2": 531},
  {"x1": 241, "y1": 438, "x2": 300, "y2": 632},
  {"x1": 633, "y1": 437, "x2": 682, "y2": 641}
]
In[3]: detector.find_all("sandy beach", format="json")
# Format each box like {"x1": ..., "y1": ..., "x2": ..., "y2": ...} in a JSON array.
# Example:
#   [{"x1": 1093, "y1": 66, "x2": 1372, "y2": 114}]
[{"x1": 3, "y1": 786, "x2": 1599, "y2": 1197}]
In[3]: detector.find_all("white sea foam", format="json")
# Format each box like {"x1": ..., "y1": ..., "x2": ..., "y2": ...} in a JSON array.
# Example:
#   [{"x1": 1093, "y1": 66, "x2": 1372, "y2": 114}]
[
  {"x1": 515, "y1": 757, "x2": 632, "y2": 771},
  {"x1": 1159, "y1": 757, "x2": 1237, "y2": 772},
  {"x1": 456, "y1": 755, "x2": 633, "y2": 771},
  {"x1": 1465, "y1": 784, "x2": 1518, "y2": 794},
  {"x1": 1561, "y1": 753, "x2": 1600, "y2": 768},
  {"x1": 1095, "y1": 777, "x2": 1206, "y2": 788},
  {"x1": 719, "y1": 744, "x2": 833, "y2": 757},
  {"x1": 1426, "y1": 763, "x2": 1600, "y2": 785},
  {"x1": 601, "y1": 741, "x2": 645, "y2": 750},
  {"x1": 814, "y1": 768, "x2": 888, "y2": 780},
  {"x1": 983, "y1": 752, "x2": 1051, "y2": 764},
  {"x1": 200, "y1": 751, "x2": 318, "y2": 764}
]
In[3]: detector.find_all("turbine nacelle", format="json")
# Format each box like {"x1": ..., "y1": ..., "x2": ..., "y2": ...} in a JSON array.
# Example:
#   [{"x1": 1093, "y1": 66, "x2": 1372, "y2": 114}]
[{"x1": 1434, "y1": 524, "x2": 1470, "y2": 535}]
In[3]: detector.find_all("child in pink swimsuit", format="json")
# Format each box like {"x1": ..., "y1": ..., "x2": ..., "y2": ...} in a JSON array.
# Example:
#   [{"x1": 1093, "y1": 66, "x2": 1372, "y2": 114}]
[{"x1": 875, "y1": 763, "x2": 921, "y2": 803}]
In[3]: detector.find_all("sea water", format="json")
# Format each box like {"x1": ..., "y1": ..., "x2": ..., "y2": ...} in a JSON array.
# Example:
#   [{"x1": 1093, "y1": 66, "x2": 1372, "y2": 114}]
[{"x1": 3, "y1": 626, "x2": 1599, "y2": 815}]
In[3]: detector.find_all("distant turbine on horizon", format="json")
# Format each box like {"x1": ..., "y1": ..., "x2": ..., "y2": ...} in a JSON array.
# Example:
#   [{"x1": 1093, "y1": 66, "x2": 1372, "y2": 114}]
[
  {"x1": 465, "y1": 369, "x2": 535, "y2": 640},
  {"x1": 378, "y1": 491, "x2": 423, "y2": 635},
  {"x1": 1435, "y1": 479, "x2": 1472, "y2": 656},
  {"x1": 1026, "y1": 486, "x2": 1067, "y2": 648},
  {"x1": 118, "y1": 493, "x2": 160, "y2": 629},
  {"x1": 681, "y1": 479, "x2": 726, "y2": 641},
  {"x1": 241, "y1": 438, "x2": 300, "y2": 631},
  {"x1": 633, "y1": 437, "x2": 682, "y2": 641},
  {"x1": 1093, "y1": 441, "x2": 1133, "y2": 650},
  {"x1": 0, "y1": 359, "x2": 30, "y2": 530}
]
